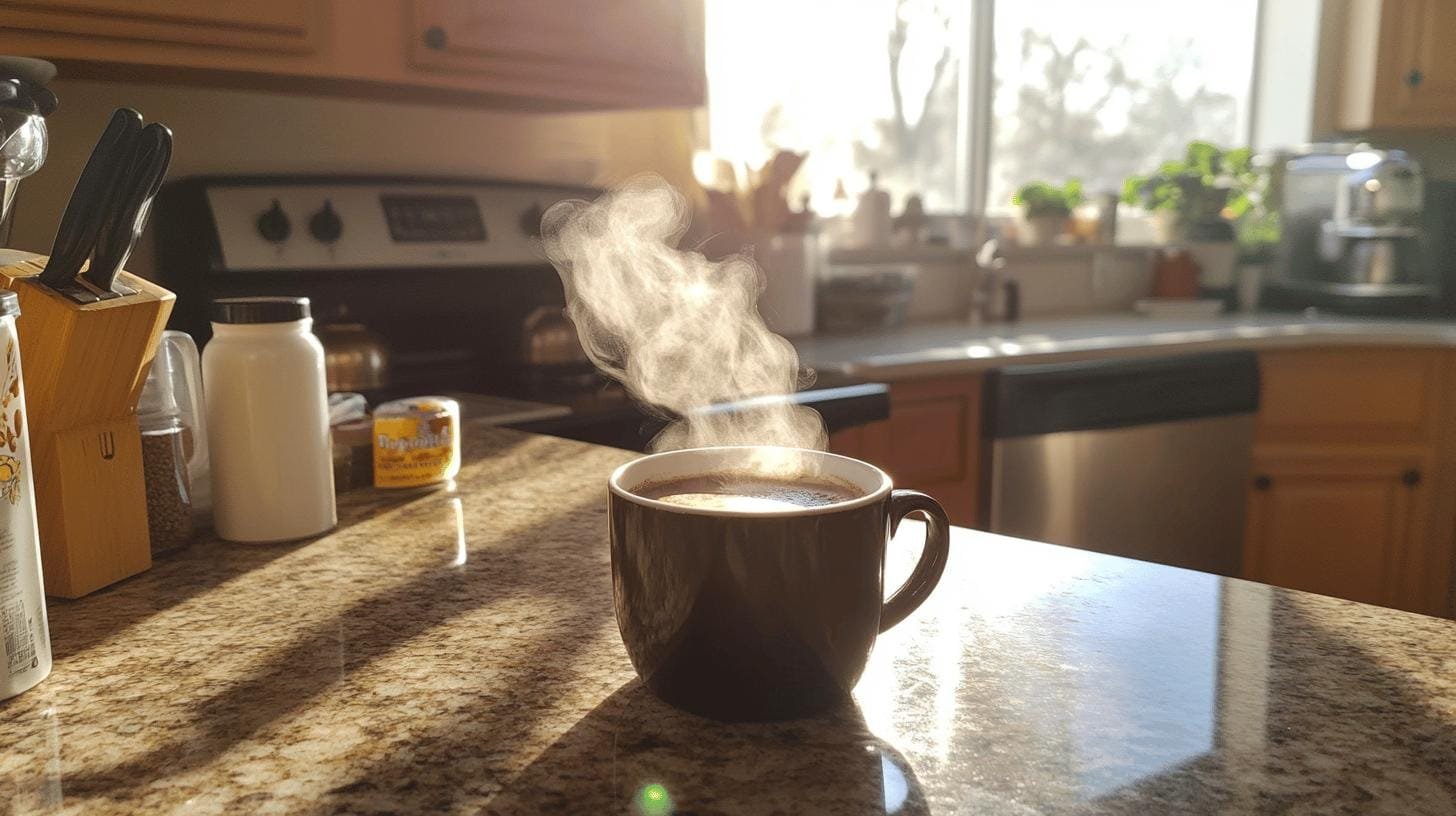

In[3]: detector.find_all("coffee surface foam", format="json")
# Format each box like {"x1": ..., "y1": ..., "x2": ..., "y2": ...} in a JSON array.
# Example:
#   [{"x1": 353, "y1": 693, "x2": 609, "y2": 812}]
[{"x1": 636, "y1": 472, "x2": 863, "y2": 512}]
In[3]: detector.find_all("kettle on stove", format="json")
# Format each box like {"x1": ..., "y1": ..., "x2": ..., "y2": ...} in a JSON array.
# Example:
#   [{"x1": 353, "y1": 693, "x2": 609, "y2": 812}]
[{"x1": 316, "y1": 306, "x2": 391, "y2": 393}]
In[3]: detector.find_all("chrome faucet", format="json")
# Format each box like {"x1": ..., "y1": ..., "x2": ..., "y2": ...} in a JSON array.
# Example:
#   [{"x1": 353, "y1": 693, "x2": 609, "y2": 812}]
[{"x1": 969, "y1": 239, "x2": 1017, "y2": 324}]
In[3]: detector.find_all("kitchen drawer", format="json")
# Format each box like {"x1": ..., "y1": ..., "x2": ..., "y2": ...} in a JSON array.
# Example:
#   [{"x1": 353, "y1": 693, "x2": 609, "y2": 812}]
[{"x1": 1256, "y1": 349, "x2": 1442, "y2": 446}]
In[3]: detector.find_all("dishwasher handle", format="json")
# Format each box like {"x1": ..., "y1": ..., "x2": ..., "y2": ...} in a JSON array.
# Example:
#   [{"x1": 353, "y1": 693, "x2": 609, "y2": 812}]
[
  {"x1": 985, "y1": 350, "x2": 1260, "y2": 438},
  {"x1": 880, "y1": 490, "x2": 952, "y2": 633}
]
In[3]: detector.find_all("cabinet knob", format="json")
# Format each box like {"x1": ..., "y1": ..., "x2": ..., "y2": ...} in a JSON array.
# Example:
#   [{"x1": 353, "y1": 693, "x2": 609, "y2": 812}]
[
  {"x1": 1253, "y1": 475, "x2": 1272, "y2": 491},
  {"x1": 1406, "y1": 69, "x2": 1424, "y2": 87},
  {"x1": 423, "y1": 25, "x2": 448, "y2": 50},
  {"x1": 1402, "y1": 468, "x2": 1422, "y2": 487}
]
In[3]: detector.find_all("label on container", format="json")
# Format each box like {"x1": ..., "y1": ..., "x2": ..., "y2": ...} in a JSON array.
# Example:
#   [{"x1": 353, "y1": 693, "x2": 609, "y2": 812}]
[
  {"x1": 0, "y1": 326, "x2": 51, "y2": 699},
  {"x1": 372, "y1": 398, "x2": 461, "y2": 489}
]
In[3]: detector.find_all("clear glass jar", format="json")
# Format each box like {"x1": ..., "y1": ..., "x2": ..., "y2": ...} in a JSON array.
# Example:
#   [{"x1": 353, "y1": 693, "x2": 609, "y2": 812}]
[{"x1": 137, "y1": 331, "x2": 206, "y2": 556}]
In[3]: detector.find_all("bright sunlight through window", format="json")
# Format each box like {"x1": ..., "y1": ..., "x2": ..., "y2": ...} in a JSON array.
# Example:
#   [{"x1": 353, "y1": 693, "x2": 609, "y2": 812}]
[{"x1": 706, "y1": 0, "x2": 1259, "y2": 217}]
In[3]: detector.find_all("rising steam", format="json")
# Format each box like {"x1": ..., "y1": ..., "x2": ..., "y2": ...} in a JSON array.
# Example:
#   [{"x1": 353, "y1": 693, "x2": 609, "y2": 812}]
[{"x1": 541, "y1": 174, "x2": 825, "y2": 453}]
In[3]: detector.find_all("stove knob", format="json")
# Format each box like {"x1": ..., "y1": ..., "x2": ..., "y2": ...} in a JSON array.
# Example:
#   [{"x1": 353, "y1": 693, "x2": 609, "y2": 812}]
[
  {"x1": 256, "y1": 199, "x2": 292, "y2": 243},
  {"x1": 309, "y1": 200, "x2": 344, "y2": 244},
  {"x1": 520, "y1": 203, "x2": 545, "y2": 238}
]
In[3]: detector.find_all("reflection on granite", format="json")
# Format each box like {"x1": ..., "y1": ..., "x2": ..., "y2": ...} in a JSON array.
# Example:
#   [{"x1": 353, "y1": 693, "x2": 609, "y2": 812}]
[{"x1": 2, "y1": 426, "x2": 1455, "y2": 813}]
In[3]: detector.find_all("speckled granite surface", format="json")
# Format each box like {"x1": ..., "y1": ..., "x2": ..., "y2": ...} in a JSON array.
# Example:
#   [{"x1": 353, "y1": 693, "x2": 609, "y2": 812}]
[{"x1": 2, "y1": 426, "x2": 1454, "y2": 814}]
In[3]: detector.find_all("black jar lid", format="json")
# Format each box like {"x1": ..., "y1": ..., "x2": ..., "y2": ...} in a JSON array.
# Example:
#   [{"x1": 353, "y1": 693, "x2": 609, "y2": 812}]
[
  {"x1": 211, "y1": 296, "x2": 310, "y2": 324},
  {"x1": 0, "y1": 290, "x2": 18, "y2": 319}
]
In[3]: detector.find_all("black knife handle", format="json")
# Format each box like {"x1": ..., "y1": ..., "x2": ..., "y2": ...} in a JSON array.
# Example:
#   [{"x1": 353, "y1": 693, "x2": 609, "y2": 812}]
[
  {"x1": 40, "y1": 108, "x2": 142, "y2": 288},
  {"x1": 86, "y1": 122, "x2": 173, "y2": 292}
]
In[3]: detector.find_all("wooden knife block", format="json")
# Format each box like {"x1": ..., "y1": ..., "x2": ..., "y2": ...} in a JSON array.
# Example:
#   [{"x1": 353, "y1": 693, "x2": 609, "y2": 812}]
[{"x1": 0, "y1": 252, "x2": 174, "y2": 597}]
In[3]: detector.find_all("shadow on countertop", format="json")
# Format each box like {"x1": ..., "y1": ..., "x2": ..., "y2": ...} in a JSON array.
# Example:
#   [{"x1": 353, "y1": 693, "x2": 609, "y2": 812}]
[
  {"x1": 480, "y1": 681, "x2": 930, "y2": 815},
  {"x1": 48, "y1": 430, "x2": 531, "y2": 662}
]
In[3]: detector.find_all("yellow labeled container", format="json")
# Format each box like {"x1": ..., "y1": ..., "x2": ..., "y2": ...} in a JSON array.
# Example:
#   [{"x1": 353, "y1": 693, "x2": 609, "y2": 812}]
[{"x1": 372, "y1": 397, "x2": 461, "y2": 489}]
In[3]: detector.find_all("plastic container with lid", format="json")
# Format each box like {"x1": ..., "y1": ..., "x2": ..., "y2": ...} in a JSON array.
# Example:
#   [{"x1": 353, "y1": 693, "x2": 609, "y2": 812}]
[
  {"x1": 137, "y1": 330, "x2": 207, "y2": 556},
  {"x1": 203, "y1": 297, "x2": 336, "y2": 543},
  {"x1": 0, "y1": 289, "x2": 52, "y2": 701}
]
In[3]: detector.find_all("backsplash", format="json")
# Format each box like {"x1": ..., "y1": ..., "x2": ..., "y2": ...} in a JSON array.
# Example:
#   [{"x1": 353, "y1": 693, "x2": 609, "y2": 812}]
[{"x1": 5, "y1": 79, "x2": 697, "y2": 275}]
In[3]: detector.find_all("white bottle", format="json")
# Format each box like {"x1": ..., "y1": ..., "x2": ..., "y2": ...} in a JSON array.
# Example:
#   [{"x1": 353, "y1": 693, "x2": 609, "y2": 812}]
[
  {"x1": 853, "y1": 171, "x2": 892, "y2": 248},
  {"x1": 0, "y1": 291, "x2": 52, "y2": 701},
  {"x1": 203, "y1": 297, "x2": 336, "y2": 542}
]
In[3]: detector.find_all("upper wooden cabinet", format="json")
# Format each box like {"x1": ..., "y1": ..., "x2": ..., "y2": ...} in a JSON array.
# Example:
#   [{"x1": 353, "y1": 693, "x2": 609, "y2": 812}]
[
  {"x1": 1334, "y1": 0, "x2": 1456, "y2": 129},
  {"x1": 408, "y1": 0, "x2": 705, "y2": 109},
  {"x1": 3, "y1": 1, "x2": 326, "y2": 54},
  {"x1": 0, "y1": 0, "x2": 705, "y2": 111}
]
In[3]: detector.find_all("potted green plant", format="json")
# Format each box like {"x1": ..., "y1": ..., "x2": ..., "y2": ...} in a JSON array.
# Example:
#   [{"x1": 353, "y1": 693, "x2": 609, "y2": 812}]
[
  {"x1": 1012, "y1": 179, "x2": 1083, "y2": 246},
  {"x1": 1121, "y1": 141, "x2": 1259, "y2": 243},
  {"x1": 1123, "y1": 141, "x2": 1263, "y2": 303}
]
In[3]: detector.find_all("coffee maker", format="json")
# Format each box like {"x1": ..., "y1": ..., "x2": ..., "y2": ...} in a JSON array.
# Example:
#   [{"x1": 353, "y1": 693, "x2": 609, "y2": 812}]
[{"x1": 1266, "y1": 144, "x2": 1433, "y2": 314}]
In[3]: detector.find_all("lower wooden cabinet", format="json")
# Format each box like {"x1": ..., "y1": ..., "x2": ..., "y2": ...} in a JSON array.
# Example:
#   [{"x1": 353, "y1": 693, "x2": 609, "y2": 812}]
[
  {"x1": 829, "y1": 348, "x2": 1455, "y2": 618},
  {"x1": 1247, "y1": 347, "x2": 1456, "y2": 618},
  {"x1": 830, "y1": 375, "x2": 982, "y2": 526},
  {"x1": 1243, "y1": 453, "x2": 1429, "y2": 610}
]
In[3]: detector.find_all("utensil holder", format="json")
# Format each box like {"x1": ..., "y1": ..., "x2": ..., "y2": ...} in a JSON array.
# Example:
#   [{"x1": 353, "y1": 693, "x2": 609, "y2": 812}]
[{"x1": 0, "y1": 250, "x2": 174, "y2": 597}]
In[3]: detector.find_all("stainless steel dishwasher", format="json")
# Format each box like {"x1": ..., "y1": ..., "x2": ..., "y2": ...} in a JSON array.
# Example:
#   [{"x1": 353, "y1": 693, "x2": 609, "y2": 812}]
[{"x1": 984, "y1": 351, "x2": 1259, "y2": 576}]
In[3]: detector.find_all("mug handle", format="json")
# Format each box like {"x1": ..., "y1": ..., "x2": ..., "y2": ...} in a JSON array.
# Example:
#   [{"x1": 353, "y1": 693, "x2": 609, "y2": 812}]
[{"x1": 880, "y1": 490, "x2": 952, "y2": 633}]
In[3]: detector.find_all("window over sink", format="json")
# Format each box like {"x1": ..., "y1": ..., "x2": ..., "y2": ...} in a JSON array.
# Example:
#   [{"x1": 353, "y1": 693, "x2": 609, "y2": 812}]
[{"x1": 705, "y1": 0, "x2": 1261, "y2": 217}]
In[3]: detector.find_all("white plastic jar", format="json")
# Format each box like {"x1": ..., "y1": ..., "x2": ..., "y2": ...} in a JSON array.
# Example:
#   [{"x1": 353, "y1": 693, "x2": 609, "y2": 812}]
[
  {"x1": 0, "y1": 290, "x2": 52, "y2": 701},
  {"x1": 203, "y1": 297, "x2": 336, "y2": 542}
]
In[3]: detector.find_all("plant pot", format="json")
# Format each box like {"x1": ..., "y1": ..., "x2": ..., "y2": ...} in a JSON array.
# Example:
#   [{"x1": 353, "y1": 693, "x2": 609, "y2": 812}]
[
  {"x1": 1017, "y1": 213, "x2": 1070, "y2": 246},
  {"x1": 1150, "y1": 210, "x2": 1183, "y2": 244},
  {"x1": 1186, "y1": 240, "x2": 1239, "y2": 295}
]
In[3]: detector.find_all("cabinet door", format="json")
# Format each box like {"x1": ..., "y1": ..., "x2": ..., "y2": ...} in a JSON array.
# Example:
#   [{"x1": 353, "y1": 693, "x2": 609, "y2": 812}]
[
  {"x1": 2, "y1": 0, "x2": 325, "y2": 54},
  {"x1": 1377, "y1": 0, "x2": 1456, "y2": 125},
  {"x1": 1243, "y1": 454, "x2": 1427, "y2": 610},
  {"x1": 839, "y1": 376, "x2": 982, "y2": 527},
  {"x1": 408, "y1": 0, "x2": 705, "y2": 107}
]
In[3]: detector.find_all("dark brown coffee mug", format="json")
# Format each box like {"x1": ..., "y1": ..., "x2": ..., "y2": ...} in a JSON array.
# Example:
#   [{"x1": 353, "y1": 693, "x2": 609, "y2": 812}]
[{"x1": 608, "y1": 446, "x2": 951, "y2": 721}]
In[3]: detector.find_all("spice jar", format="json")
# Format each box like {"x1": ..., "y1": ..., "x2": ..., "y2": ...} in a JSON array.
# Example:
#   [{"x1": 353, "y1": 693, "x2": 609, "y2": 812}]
[
  {"x1": 137, "y1": 331, "x2": 208, "y2": 556},
  {"x1": 373, "y1": 397, "x2": 461, "y2": 490}
]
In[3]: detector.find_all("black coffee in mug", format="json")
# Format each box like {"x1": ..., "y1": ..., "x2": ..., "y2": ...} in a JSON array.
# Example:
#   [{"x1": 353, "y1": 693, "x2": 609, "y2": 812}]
[
  {"x1": 637, "y1": 472, "x2": 865, "y2": 511},
  {"x1": 609, "y1": 447, "x2": 950, "y2": 722}
]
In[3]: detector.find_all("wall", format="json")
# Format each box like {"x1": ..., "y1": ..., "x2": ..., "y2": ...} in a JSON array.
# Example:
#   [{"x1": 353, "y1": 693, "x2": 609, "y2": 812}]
[
  {"x1": 1250, "y1": 0, "x2": 1322, "y2": 152},
  {"x1": 7, "y1": 79, "x2": 699, "y2": 274}
]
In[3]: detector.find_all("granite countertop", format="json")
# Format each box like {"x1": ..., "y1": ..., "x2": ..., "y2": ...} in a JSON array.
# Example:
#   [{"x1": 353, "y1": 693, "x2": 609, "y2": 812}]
[
  {"x1": 3, "y1": 426, "x2": 1455, "y2": 813},
  {"x1": 793, "y1": 313, "x2": 1456, "y2": 379}
]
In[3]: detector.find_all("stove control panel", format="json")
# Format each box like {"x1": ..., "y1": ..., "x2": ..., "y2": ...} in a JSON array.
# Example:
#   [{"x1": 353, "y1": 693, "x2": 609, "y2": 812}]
[{"x1": 204, "y1": 181, "x2": 592, "y2": 271}]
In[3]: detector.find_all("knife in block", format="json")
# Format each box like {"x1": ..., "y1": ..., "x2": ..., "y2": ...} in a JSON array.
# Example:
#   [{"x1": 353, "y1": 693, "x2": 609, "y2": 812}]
[{"x1": 0, "y1": 250, "x2": 174, "y2": 597}]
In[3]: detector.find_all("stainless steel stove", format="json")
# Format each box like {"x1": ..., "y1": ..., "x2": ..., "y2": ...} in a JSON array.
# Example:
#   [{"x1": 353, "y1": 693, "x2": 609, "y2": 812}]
[{"x1": 151, "y1": 174, "x2": 887, "y2": 450}]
